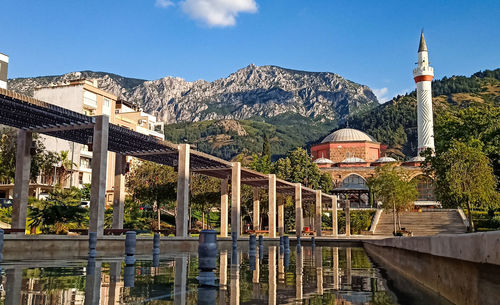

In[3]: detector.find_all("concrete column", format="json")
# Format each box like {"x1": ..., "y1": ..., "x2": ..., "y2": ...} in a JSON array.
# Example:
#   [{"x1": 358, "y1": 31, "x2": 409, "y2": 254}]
[
  {"x1": 268, "y1": 246, "x2": 277, "y2": 305},
  {"x1": 278, "y1": 197, "x2": 285, "y2": 236},
  {"x1": 230, "y1": 253, "x2": 240, "y2": 305},
  {"x1": 11, "y1": 130, "x2": 32, "y2": 233},
  {"x1": 174, "y1": 256, "x2": 188, "y2": 305},
  {"x1": 295, "y1": 183, "x2": 303, "y2": 238},
  {"x1": 84, "y1": 261, "x2": 102, "y2": 305},
  {"x1": 220, "y1": 178, "x2": 229, "y2": 237},
  {"x1": 345, "y1": 199, "x2": 351, "y2": 237},
  {"x1": 296, "y1": 246, "x2": 303, "y2": 300},
  {"x1": 89, "y1": 115, "x2": 109, "y2": 237},
  {"x1": 112, "y1": 154, "x2": 126, "y2": 229},
  {"x1": 231, "y1": 162, "x2": 241, "y2": 238},
  {"x1": 346, "y1": 247, "x2": 352, "y2": 287},
  {"x1": 176, "y1": 144, "x2": 190, "y2": 237},
  {"x1": 252, "y1": 188, "x2": 260, "y2": 231},
  {"x1": 332, "y1": 196, "x2": 338, "y2": 237},
  {"x1": 268, "y1": 174, "x2": 277, "y2": 238},
  {"x1": 315, "y1": 190, "x2": 322, "y2": 237}
]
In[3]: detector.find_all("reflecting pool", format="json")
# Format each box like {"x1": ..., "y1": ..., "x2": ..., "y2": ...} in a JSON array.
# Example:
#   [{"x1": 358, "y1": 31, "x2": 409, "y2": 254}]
[{"x1": 0, "y1": 246, "x2": 453, "y2": 304}]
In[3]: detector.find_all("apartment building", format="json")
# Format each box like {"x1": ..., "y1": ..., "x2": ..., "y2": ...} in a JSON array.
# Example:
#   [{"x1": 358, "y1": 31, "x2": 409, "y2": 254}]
[{"x1": 31, "y1": 79, "x2": 165, "y2": 204}]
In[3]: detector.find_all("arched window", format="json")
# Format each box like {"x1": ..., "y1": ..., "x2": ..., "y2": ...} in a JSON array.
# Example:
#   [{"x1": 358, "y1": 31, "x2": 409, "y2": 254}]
[
  {"x1": 413, "y1": 175, "x2": 436, "y2": 201},
  {"x1": 341, "y1": 174, "x2": 367, "y2": 189}
]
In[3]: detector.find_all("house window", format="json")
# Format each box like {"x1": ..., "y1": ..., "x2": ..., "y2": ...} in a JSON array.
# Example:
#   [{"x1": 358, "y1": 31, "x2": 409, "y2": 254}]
[
  {"x1": 80, "y1": 157, "x2": 91, "y2": 169},
  {"x1": 79, "y1": 172, "x2": 84, "y2": 185}
]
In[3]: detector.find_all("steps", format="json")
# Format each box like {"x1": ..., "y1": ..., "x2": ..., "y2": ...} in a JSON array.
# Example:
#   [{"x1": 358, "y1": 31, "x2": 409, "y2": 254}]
[{"x1": 374, "y1": 210, "x2": 467, "y2": 236}]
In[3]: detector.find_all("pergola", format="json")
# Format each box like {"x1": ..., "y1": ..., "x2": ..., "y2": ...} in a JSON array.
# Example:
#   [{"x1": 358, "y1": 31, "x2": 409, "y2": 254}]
[{"x1": 0, "y1": 88, "x2": 338, "y2": 238}]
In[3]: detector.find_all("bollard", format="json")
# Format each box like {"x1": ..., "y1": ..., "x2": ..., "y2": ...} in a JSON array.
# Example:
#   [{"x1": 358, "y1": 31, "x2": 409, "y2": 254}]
[
  {"x1": 258, "y1": 234, "x2": 263, "y2": 247},
  {"x1": 153, "y1": 253, "x2": 160, "y2": 267},
  {"x1": 296, "y1": 236, "x2": 301, "y2": 253},
  {"x1": 279, "y1": 235, "x2": 284, "y2": 254},
  {"x1": 259, "y1": 244, "x2": 264, "y2": 260},
  {"x1": 231, "y1": 231, "x2": 238, "y2": 248},
  {"x1": 284, "y1": 248, "x2": 290, "y2": 269},
  {"x1": 197, "y1": 230, "x2": 218, "y2": 286},
  {"x1": 249, "y1": 234, "x2": 257, "y2": 256},
  {"x1": 197, "y1": 285, "x2": 217, "y2": 305},
  {"x1": 125, "y1": 231, "x2": 136, "y2": 265},
  {"x1": 283, "y1": 236, "x2": 290, "y2": 250},
  {"x1": 0, "y1": 229, "x2": 4, "y2": 262},
  {"x1": 88, "y1": 232, "x2": 97, "y2": 258},
  {"x1": 311, "y1": 236, "x2": 315, "y2": 249},
  {"x1": 86, "y1": 257, "x2": 96, "y2": 276},
  {"x1": 124, "y1": 265, "x2": 135, "y2": 287},
  {"x1": 153, "y1": 233, "x2": 160, "y2": 255}
]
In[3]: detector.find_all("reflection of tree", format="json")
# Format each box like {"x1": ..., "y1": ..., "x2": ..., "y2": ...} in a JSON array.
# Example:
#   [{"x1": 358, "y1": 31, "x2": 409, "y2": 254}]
[{"x1": 372, "y1": 291, "x2": 395, "y2": 305}]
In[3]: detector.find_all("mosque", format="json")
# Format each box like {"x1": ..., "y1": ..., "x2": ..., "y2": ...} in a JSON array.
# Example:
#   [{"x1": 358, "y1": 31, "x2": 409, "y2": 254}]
[{"x1": 311, "y1": 32, "x2": 437, "y2": 208}]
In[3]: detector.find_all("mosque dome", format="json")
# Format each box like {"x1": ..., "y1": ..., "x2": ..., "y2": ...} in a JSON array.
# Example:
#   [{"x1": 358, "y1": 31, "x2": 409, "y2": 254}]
[
  {"x1": 375, "y1": 156, "x2": 397, "y2": 163},
  {"x1": 313, "y1": 157, "x2": 334, "y2": 164},
  {"x1": 341, "y1": 157, "x2": 367, "y2": 163},
  {"x1": 409, "y1": 156, "x2": 425, "y2": 162},
  {"x1": 321, "y1": 128, "x2": 376, "y2": 143}
]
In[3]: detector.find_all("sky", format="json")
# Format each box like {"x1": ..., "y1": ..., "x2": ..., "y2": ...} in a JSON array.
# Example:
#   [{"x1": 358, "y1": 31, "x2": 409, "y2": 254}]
[{"x1": 3, "y1": 0, "x2": 500, "y2": 102}]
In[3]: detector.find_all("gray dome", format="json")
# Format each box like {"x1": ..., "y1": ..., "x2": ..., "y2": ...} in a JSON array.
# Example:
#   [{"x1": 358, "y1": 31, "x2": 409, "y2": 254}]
[
  {"x1": 375, "y1": 156, "x2": 397, "y2": 163},
  {"x1": 322, "y1": 128, "x2": 376, "y2": 143},
  {"x1": 313, "y1": 157, "x2": 334, "y2": 164},
  {"x1": 409, "y1": 156, "x2": 425, "y2": 162},
  {"x1": 341, "y1": 157, "x2": 367, "y2": 163}
]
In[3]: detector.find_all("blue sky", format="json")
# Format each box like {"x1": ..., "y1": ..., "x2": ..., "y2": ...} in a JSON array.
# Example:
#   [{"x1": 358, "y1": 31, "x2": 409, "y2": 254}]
[{"x1": 3, "y1": 0, "x2": 499, "y2": 102}]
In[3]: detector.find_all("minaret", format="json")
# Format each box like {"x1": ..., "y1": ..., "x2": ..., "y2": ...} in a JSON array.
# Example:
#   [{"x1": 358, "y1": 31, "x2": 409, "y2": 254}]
[{"x1": 413, "y1": 31, "x2": 435, "y2": 155}]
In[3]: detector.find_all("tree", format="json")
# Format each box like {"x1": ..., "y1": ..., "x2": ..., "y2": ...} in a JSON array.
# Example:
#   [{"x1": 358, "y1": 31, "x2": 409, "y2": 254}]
[
  {"x1": 369, "y1": 165, "x2": 418, "y2": 233},
  {"x1": 422, "y1": 141, "x2": 499, "y2": 231},
  {"x1": 190, "y1": 174, "x2": 221, "y2": 230},
  {"x1": 262, "y1": 133, "x2": 271, "y2": 158}
]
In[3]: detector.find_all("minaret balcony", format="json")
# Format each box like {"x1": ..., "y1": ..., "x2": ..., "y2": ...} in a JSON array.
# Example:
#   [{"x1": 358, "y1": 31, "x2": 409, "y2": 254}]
[{"x1": 413, "y1": 66, "x2": 434, "y2": 77}]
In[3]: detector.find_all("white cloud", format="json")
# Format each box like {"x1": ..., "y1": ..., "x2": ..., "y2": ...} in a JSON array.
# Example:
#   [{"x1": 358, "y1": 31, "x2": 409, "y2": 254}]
[
  {"x1": 156, "y1": 0, "x2": 174, "y2": 8},
  {"x1": 180, "y1": 0, "x2": 258, "y2": 27},
  {"x1": 373, "y1": 87, "x2": 389, "y2": 103}
]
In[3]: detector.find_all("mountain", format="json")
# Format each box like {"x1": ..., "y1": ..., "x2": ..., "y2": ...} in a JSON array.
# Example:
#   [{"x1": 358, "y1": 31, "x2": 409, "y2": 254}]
[{"x1": 7, "y1": 64, "x2": 378, "y2": 124}]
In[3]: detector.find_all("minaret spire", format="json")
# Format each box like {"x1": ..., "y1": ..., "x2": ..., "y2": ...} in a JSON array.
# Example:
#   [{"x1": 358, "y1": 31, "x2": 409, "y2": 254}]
[{"x1": 418, "y1": 30, "x2": 428, "y2": 52}]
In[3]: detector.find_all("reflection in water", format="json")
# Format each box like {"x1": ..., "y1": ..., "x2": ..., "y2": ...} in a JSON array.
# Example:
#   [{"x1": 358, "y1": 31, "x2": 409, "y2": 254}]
[{"x1": 0, "y1": 246, "x2": 471, "y2": 304}]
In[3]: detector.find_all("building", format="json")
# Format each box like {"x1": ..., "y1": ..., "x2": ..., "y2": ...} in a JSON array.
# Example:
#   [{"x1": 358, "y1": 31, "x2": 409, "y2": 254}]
[
  {"x1": 0, "y1": 79, "x2": 166, "y2": 204},
  {"x1": 0, "y1": 52, "x2": 8, "y2": 89},
  {"x1": 311, "y1": 33, "x2": 437, "y2": 208}
]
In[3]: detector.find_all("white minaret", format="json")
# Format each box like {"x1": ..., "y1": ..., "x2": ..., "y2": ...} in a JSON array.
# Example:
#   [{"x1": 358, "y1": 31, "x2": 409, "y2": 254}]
[
  {"x1": 0, "y1": 52, "x2": 8, "y2": 89},
  {"x1": 413, "y1": 31, "x2": 435, "y2": 155}
]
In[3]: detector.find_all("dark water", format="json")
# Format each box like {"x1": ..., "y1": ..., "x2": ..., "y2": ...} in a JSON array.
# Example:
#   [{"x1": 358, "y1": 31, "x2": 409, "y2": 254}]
[{"x1": 0, "y1": 246, "x2": 453, "y2": 304}]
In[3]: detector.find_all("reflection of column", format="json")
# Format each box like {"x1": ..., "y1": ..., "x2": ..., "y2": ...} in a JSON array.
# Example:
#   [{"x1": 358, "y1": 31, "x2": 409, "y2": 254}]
[
  {"x1": 253, "y1": 188, "x2": 260, "y2": 231},
  {"x1": 345, "y1": 200, "x2": 350, "y2": 237},
  {"x1": 296, "y1": 248, "x2": 303, "y2": 301},
  {"x1": 174, "y1": 256, "x2": 188, "y2": 305},
  {"x1": 84, "y1": 260, "x2": 102, "y2": 305},
  {"x1": 108, "y1": 262, "x2": 121, "y2": 305},
  {"x1": 230, "y1": 251, "x2": 240, "y2": 305},
  {"x1": 278, "y1": 251, "x2": 285, "y2": 283},
  {"x1": 219, "y1": 251, "x2": 228, "y2": 305},
  {"x1": 333, "y1": 247, "x2": 339, "y2": 290},
  {"x1": 5, "y1": 268, "x2": 22, "y2": 305},
  {"x1": 346, "y1": 248, "x2": 352, "y2": 287},
  {"x1": 332, "y1": 195, "x2": 338, "y2": 237},
  {"x1": 315, "y1": 248, "x2": 323, "y2": 295},
  {"x1": 268, "y1": 246, "x2": 277, "y2": 305},
  {"x1": 253, "y1": 248, "x2": 260, "y2": 283},
  {"x1": 221, "y1": 178, "x2": 229, "y2": 237}
]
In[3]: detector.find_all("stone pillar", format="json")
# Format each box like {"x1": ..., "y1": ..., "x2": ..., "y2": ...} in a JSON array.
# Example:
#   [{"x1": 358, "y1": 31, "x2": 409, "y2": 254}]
[
  {"x1": 231, "y1": 162, "x2": 241, "y2": 238},
  {"x1": 176, "y1": 144, "x2": 190, "y2": 237},
  {"x1": 345, "y1": 199, "x2": 351, "y2": 237},
  {"x1": 220, "y1": 178, "x2": 229, "y2": 237},
  {"x1": 315, "y1": 190, "x2": 322, "y2": 237},
  {"x1": 252, "y1": 188, "x2": 260, "y2": 231},
  {"x1": 89, "y1": 115, "x2": 109, "y2": 236},
  {"x1": 295, "y1": 183, "x2": 303, "y2": 238},
  {"x1": 268, "y1": 174, "x2": 277, "y2": 238},
  {"x1": 11, "y1": 130, "x2": 32, "y2": 233},
  {"x1": 174, "y1": 256, "x2": 188, "y2": 305},
  {"x1": 112, "y1": 154, "x2": 126, "y2": 229},
  {"x1": 332, "y1": 195, "x2": 338, "y2": 237},
  {"x1": 278, "y1": 197, "x2": 285, "y2": 236},
  {"x1": 268, "y1": 246, "x2": 277, "y2": 305}
]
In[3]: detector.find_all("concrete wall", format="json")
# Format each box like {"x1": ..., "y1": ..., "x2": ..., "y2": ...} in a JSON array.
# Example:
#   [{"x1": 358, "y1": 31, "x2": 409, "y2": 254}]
[
  {"x1": 364, "y1": 231, "x2": 500, "y2": 265},
  {"x1": 365, "y1": 243, "x2": 500, "y2": 305}
]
